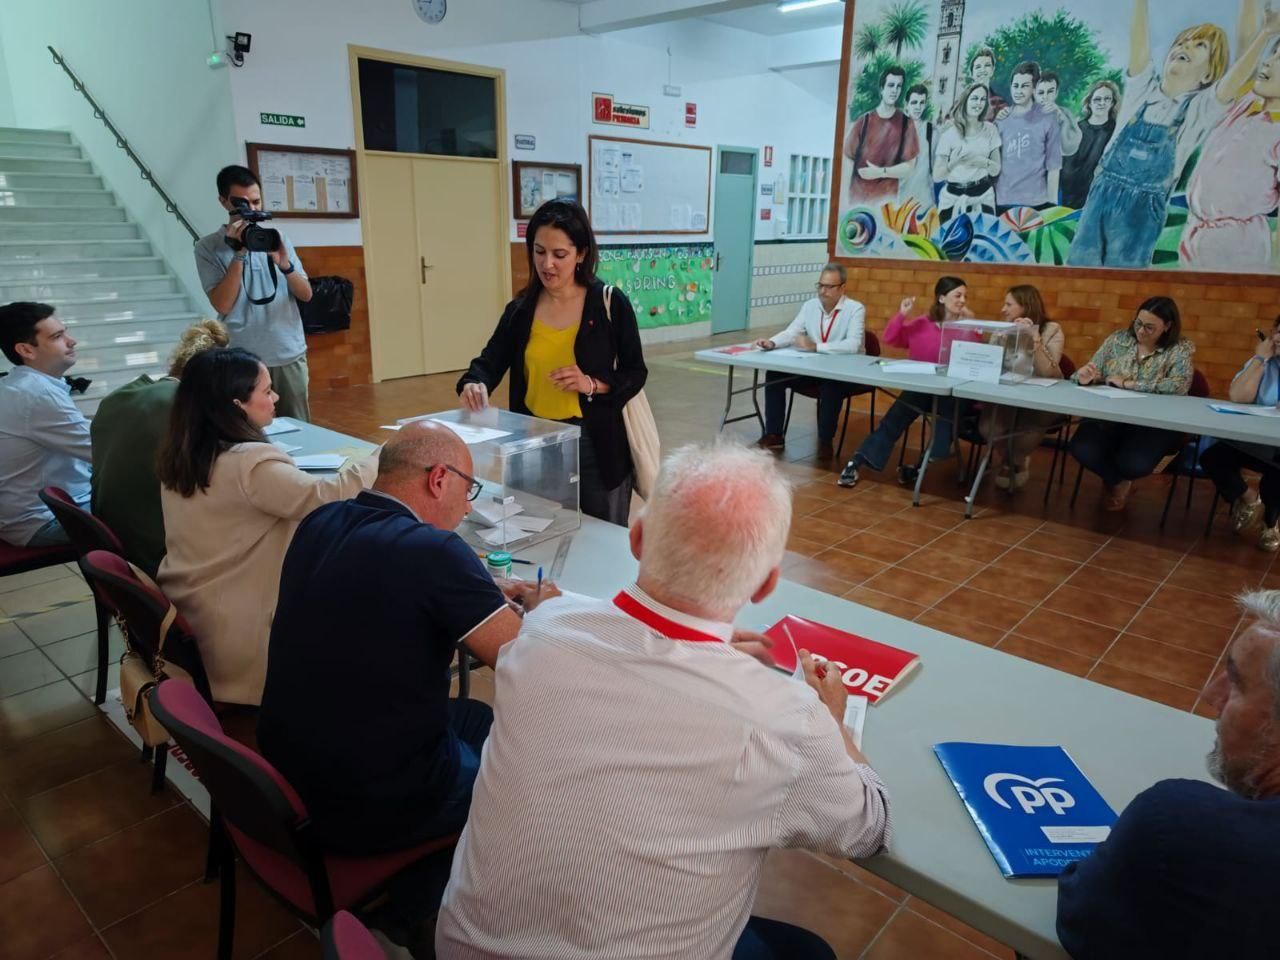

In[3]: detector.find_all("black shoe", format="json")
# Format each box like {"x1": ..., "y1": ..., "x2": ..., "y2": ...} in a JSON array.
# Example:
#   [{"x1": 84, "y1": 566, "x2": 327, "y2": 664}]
[
  {"x1": 898, "y1": 465, "x2": 919, "y2": 486},
  {"x1": 757, "y1": 433, "x2": 785, "y2": 450},
  {"x1": 838, "y1": 460, "x2": 860, "y2": 488}
]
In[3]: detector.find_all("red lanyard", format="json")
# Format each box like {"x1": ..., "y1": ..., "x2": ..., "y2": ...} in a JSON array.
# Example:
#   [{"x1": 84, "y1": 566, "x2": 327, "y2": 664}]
[
  {"x1": 613, "y1": 591, "x2": 724, "y2": 644},
  {"x1": 820, "y1": 307, "x2": 840, "y2": 344}
]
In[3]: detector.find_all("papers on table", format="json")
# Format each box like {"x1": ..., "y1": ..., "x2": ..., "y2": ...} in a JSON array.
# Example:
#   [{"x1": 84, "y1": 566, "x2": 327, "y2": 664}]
[
  {"x1": 396, "y1": 415, "x2": 512, "y2": 445},
  {"x1": 1076, "y1": 385, "x2": 1142, "y2": 400},
  {"x1": 768, "y1": 347, "x2": 819, "y2": 359},
  {"x1": 471, "y1": 499, "x2": 523, "y2": 526},
  {"x1": 880, "y1": 360, "x2": 941, "y2": 375},
  {"x1": 263, "y1": 418, "x2": 301, "y2": 436},
  {"x1": 843, "y1": 695, "x2": 868, "y2": 750},
  {"x1": 477, "y1": 526, "x2": 531, "y2": 547},
  {"x1": 1209, "y1": 402, "x2": 1280, "y2": 418},
  {"x1": 714, "y1": 344, "x2": 759, "y2": 355},
  {"x1": 1020, "y1": 376, "x2": 1061, "y2": 387},
  {"x1": 293, "y1": 453, "x2": 346, "y2": 471},
  {"x1": 506, "y1": 514, "x2": 553, "y2": 534},
  {"x1": 271, "y1": 441, "x2": 302, "y2": 454}
]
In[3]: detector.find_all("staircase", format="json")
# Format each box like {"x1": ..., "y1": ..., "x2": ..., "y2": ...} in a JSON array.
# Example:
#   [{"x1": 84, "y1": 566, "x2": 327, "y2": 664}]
[{"x1": 0, "y1": 127, "x2": 203, "y2": 416}]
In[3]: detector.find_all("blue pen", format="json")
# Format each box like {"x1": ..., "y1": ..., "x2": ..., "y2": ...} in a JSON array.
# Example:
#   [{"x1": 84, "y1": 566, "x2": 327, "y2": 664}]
[{"x1": 536, "y1": 566, "x2": 544, "y2": 602}]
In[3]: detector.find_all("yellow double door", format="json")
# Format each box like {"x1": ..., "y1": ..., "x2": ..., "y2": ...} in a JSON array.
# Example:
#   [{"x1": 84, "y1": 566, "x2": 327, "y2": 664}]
[{"x1": 364, "y1": 153, "x2": 508, "y2": 380}]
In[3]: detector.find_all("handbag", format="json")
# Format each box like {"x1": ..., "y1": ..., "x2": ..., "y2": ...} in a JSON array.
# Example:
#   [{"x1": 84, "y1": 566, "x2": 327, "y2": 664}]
[
  {"x1": 118, "y1": 564, "x2": 193, "y2": 748},
  {"x1": 602, "y1": 284, "x2": 661, "y2": 502}
]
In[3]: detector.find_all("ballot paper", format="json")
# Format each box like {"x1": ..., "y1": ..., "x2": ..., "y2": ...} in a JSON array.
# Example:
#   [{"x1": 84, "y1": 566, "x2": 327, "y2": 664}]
[
  {"x1": 1077, "y1": 385, "x2": 1142, "y2": 399},
  {"x1": 477, "y1": 526, "x2": 531, "y2": 547},
  {"x1": 471, "y1": 499, "x2": 524, "y2": 526},
  {"x1": 768, "y1": 347, "x2": 820, "y2": 359},
  {"x1": 880, "y1": 360, "x2": 941, "y2": 375},
  {"x1": 505, "y1": 514, "x2": 553, "y2": 533},
  {"x1": 263, "y1": 418, "x2": 301, "y2": 436},
  {"x1": 843, "y1": 695, "x2": 868, "y2": 749},
  {"x1": 293, "y1": 453, "x2": 346, "y2": 471},
  {"x1": 396, "y1": 415, "x2": 512, "y2": 445},
  {"x1": 1209, "y1": 402, "x2": 1280, "y2": 418},
  {"x1": 1020, "y1": 376, "x2": 1061, "y2": 387}
]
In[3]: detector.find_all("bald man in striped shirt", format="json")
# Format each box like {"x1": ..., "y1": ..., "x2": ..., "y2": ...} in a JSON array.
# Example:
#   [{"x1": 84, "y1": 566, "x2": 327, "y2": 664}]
[{"x1": 437, "y1": 443, "x2": 891, "y2": 960}]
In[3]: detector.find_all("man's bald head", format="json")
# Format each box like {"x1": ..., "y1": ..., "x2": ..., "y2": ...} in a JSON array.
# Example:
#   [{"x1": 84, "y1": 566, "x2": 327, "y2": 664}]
[{"x1": 375, "y1": 420, "x2": 475, "y2": 530}]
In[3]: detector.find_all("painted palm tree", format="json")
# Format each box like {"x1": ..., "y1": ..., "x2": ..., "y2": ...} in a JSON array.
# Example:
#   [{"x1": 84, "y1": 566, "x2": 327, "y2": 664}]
[
  {"x1": 881, "y1": 0, "x2": 929, "y2": 58},
  {"x1": 854, "y1": 23, "x2": 883, "y2": 59}
]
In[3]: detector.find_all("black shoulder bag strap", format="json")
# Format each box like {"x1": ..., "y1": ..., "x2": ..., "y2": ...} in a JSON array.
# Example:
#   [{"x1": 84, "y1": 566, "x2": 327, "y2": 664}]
[{"x1": 242, "y1": 254, "x2": 279, "y2": 307}]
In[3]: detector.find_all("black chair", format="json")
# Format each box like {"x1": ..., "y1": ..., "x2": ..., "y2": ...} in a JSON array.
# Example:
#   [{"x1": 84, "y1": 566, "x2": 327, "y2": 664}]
[
  {"x1": 38, "y1": 487, "x2": 126, "y2": 704},
  {"x1": 782, "y1": 330, "x2": 881, "y2": 459}
]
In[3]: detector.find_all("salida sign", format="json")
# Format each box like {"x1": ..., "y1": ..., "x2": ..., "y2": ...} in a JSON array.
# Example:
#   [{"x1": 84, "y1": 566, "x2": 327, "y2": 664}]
[{"x1": 592, "y1": 92, "x2": 650, "y2": 129}]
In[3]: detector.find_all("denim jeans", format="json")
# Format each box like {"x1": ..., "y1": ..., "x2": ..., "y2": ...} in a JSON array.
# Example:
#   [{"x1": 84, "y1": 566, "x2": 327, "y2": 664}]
[
  {"x1": 732, "y1": 916, "x2": 836, "y2": 960},
  {"x1": 1201, "y1": 441, "x2": 1280, "y2": 526},
  {"x1": 1069, "y1": 420, "x2": 1180, "y2": 488},
  {"x1": 26, "y1": 517, "x2": 70, "y2": 547},
  {"x1": 853, "y1": 392, "x2": 956, "y2": 471},
  {"x1": 763, "y1": 372, "x2": 851, "y2": 442}
]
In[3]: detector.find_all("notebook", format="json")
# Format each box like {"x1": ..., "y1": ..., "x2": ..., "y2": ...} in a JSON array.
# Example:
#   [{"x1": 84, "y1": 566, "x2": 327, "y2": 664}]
[{"x1": 763, "y1": 615, "x2": 919, "y2": 703}]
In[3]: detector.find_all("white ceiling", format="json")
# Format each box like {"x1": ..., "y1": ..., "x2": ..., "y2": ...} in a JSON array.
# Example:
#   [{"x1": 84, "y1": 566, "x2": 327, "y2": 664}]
[{"x1": 552, "y1": 0, "x2": 846, "y2": 35}]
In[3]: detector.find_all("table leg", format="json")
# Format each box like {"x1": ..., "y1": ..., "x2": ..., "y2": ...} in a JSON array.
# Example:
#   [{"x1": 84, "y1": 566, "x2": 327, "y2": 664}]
[
  {"x1": 912, "y1": 396, "x2": 938, "y2": 507},
  {"x1": 719, "y1": 366, "x2": 736, "y2": 431},
  {"x1": 749, "y1": 369, "x2": 763, "y2": 432},
  {"x1": 1006, "y1": 408, "x2": 1020, "y2": 500},
  {"x1": 964, "y1": 445, "x2": 993, "y2": 519},
  {"x1": 718, "y1": 366, "x2": 767, "y2": 434}
]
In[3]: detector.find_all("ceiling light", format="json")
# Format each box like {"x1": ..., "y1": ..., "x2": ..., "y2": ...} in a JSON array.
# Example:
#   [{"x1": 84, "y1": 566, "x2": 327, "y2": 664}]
[{"x1": 778, "y1": 0, "x2": 841, "y2": 12}]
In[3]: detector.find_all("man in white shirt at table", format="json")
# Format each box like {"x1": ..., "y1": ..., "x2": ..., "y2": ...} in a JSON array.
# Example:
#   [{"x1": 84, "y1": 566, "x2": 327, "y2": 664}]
[
  {"x1": 755, "y1": 263, "x2": 866, "y2": 461},
  {"x1": 436, "y1": 442, "x2": 892, "y2": 960}
]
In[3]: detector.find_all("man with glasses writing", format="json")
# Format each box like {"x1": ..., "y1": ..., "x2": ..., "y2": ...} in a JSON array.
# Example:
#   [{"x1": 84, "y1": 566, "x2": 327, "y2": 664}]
[
  {"x1": 755, "y1": 263, "x2": 866, "y2": 460},
  {"x1": 259, "y1": 420, "x2": 558, "y2": 947}
]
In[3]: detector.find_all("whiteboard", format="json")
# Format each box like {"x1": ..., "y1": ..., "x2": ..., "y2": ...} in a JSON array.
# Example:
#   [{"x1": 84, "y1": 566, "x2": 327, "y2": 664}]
[{"x1": 588, "y1": 135, "x2": 711, "y2": 235}]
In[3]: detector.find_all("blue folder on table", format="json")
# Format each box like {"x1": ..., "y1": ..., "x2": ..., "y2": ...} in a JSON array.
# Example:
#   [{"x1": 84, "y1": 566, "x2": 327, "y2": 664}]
[{"x1": 933, "y1": 742, "x2": 1118, "y2": 878}]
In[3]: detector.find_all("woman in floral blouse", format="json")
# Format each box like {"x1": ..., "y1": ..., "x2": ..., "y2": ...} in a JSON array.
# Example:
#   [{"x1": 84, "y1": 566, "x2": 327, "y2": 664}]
[{"x1": 1068, "y1": 297, "x2": 1195, "y2": 510}]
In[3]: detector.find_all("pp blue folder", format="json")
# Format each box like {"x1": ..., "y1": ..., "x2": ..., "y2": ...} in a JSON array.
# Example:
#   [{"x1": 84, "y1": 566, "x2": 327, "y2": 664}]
[{"x1": 933, "y1": 742, "x2": 1118, "y2": 878}]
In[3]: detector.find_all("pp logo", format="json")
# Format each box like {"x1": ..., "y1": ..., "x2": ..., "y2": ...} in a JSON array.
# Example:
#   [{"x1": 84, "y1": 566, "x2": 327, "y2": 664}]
[{"x1": 983, "y1": 773, "x2": 1076, "y2": 816}]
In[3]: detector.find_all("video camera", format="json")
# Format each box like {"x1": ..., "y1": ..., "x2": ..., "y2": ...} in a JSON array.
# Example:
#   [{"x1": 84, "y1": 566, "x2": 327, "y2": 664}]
[{"x1": 226, "y1": 197, "x2": 282, "y2": 253}]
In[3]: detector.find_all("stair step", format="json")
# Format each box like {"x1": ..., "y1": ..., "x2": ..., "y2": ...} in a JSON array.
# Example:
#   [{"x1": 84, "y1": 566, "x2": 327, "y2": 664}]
[
  {"x1": 72, "y1": 344, "x2": 173, "y2": 375},
  {"x1": 0, "y1": 239, "x2": 153, "y2": 261},
  {"x1": 0, "y1": 187, "x2": 115, "y2": 207},
  {"x1": 0, "y1": 157, "x2": 94, "y2": 174},
  {"x1": 66, "y1": 314, "x2": 203, "y2": 343},
  {"x1": 0, "y1": 141, "x2": 83, "y2": 160},
  {"x1": 55, "y1": 294, "x2": 195, "y2": 321},
  {"x1": 1, "y1": 223, "x2": 142, "y2": 241},
  {"x1": 0, "y1": 128, "x2": 74, "y2": 144},
  {"x1": 0, "y1": 206, "x2": 128, "y2": 223},
  {"x1": 0, "y1": 275, "x2": 180, "y2": 300},
  {"x1": 0, "y1": 257, "x2": 170, "y2": 281},
  {"x1": 0, "y1": 172, "x2": 104, "y2": 190}
]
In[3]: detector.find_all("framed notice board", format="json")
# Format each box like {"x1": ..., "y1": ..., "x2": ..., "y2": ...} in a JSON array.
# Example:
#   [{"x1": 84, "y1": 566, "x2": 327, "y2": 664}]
[
  {"x1": 513, "y1": 161, "x2": 582, "y2": 219},
  {"x1": 245, "y1": 142, "x2": 359, "y2": 219},
  {"x1": 588, "y1": 134, "x2": 711, "y2": 235}
]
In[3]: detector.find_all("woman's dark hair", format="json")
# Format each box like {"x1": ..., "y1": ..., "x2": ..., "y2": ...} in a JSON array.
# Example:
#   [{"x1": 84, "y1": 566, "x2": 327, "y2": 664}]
[
  {"x1": 1134, "y1": 296, "x2": 1182, "y2": 348},
  {"x1": 156, "y1": 347, "x2": 266, "y2": 497},
  {"x1": 1007, "y1": 284, "x2": 1050, "y2": 332},
  {"x1": 521, "y1": 199, "x2": 599, "y2": 299},
  {"x1": 928, "y1": 276, "x2": 967, "y2": 325}
]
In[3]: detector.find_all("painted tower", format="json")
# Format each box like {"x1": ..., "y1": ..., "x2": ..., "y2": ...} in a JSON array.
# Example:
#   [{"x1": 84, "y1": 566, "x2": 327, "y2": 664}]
[{"x1": 932, "y1": 0, "x2": 966, "y2": 113}]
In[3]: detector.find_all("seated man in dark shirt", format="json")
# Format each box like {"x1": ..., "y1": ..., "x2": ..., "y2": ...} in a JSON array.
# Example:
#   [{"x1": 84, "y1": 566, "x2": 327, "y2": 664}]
[
  {"x1": 258, "y1": 420, "x2": 554, "y2": 857},
  {"x1": 1057, "y1": 589, "x2": 1280, "y2": 959}
]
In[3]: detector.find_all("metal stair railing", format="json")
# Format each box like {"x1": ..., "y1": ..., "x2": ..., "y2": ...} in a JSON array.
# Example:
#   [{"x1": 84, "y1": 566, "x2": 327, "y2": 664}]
[{"x1": 46, "y1": 45, "x2": 200, "y2": 244}]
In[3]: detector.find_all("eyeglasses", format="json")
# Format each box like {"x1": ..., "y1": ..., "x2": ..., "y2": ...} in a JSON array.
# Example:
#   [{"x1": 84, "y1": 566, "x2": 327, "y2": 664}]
[
  {"x1": 816, "y1": 282, "x2": 844, "y2": 291},
  {"x1": 1133, "y1": 319, "x2": 1162, "y2": 334},
  {"x1": 427, "y1": 463, "x2": 483, "y2": 501}
]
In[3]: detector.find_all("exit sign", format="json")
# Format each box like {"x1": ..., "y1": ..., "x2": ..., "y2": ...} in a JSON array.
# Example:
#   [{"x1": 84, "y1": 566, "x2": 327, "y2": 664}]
[{"x1": 261, "y1": 112, "x2": 305, "y2": 128}]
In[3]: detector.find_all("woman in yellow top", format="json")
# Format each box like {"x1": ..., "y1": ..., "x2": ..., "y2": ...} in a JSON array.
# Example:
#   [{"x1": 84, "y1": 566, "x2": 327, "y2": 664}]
[{"x1": 458, "y1": 200, "x2": 648, "y2": 525}]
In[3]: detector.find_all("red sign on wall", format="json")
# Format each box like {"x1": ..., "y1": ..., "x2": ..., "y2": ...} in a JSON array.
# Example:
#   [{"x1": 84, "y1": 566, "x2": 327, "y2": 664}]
[
  {"x1": 685, "y1": 102, "x2": 697, "y2": 127},
  {"x1": 764, "y1": 145, "x2": 774, "y2": 167},
  {"x1": 516, "y1": 221, "x2": 528, "y2": 238},
  {"x1": 760, "y1": 208, "x2": 772, "y2": 221},
  {"x1": 592, "y1": 92, "x2": 650, "y2": 128},
  {"x1": 593, "y1": 93, "x2": 614, "y2": 123}
]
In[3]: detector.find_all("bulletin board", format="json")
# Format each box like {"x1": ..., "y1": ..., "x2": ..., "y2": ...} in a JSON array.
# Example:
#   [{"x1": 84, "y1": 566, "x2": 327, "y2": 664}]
[
  {"x1": 588, "y1": 135, "x2": 711, "y2": 235},
  {"x1": 513, "y1": 161, "x2": 582, "y2": 219},
  {"x1": 245, "y1": 142, "x2": 359, "y2": 219}
]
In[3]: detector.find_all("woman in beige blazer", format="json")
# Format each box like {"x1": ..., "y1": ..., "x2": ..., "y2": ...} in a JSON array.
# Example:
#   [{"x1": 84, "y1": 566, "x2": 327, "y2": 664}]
[{"x1": 156, "y1": 347, "x2": 376, "y2": 705}]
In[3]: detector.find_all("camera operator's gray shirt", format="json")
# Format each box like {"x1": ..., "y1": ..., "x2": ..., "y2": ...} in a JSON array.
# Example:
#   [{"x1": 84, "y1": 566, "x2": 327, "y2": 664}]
[{"x1": 194, "y1": 225, "x2": 308, "y2": 367}]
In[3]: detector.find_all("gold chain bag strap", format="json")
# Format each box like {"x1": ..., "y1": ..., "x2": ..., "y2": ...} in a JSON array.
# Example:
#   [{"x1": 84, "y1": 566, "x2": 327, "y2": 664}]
[
  {"x1": 602, "y1": 284, "x2": 660, "y2": 503},
  {"x1": 118, "y1": 564, "x2": 193, "y2": 747}
]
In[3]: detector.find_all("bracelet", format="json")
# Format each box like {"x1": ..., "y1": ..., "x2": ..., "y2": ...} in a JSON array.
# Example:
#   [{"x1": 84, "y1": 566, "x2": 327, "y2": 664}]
[
  {"x1": 233, "y1": 252, "x2": 248, "y2": 263},
  {"x1": 585, "y1": 377, "x2": 596, "y2": 401}
]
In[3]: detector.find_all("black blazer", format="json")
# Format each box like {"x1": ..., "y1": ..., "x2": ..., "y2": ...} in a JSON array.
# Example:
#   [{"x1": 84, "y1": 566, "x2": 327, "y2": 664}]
[{"x1": 456, "y1": 280, "x2": 647, "y2": 490}]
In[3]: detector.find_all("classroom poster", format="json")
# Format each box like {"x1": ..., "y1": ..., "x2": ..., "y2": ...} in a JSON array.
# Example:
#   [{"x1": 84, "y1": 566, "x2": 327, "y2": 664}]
[
  {"x1": 596, "y1": 244, "x2": 714, "y2": 328},
  {"x1": 835, "y1": 0, "x2": 1280, "y2": 273}
]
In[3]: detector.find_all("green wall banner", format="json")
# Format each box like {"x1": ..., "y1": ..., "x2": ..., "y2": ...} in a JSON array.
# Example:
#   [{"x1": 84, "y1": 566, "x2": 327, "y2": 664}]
[{"x1": 596, "y1": 244, "x2": 714, "y2": 328}]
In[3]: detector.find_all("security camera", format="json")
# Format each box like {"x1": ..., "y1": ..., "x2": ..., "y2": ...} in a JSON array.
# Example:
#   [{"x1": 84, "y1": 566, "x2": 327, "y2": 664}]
[{"x1": 225, "y1": 32, "x2": 252, "y2": 67}]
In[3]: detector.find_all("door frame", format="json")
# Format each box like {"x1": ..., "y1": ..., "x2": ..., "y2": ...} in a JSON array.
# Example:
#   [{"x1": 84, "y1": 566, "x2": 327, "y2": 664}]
[
  {"x1": 348, "y1": 44, "x2": 511, "y2": 381},
  {"x1": 711, "y1": 144, "x2": 760, "y2": 335}
]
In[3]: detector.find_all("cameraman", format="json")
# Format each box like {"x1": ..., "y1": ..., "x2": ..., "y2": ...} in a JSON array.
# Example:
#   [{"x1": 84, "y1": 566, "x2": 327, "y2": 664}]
[{"x1": 194, "y1": 164, "x2": 313, "y2": 421}]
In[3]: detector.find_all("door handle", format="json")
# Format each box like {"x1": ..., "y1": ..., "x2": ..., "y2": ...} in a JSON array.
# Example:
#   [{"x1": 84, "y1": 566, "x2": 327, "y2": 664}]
[
  {"x1": 421, "y1": 257, "x2": 434, "y2": 284},
  {"x1": 715, "y1": 252, "x2": 722, "y2": 271}
]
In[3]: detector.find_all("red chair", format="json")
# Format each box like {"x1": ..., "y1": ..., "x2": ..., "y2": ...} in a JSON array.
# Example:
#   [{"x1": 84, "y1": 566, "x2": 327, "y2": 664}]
[
  {"x1": 39, "y1": 488, "x2": 126, "y2": 704},
  {"x1": 146, "y1": 679, "x2": 457, "y2": 960},
  {"x1": 79, "y1": 550, "x2": 209, "y2": 792},
  {"x1": 322, "y1": 910, "x2": 386, "y2": 959},
  {"x1": 782, "y1": 330, "x2": 881, "y2": 458}
]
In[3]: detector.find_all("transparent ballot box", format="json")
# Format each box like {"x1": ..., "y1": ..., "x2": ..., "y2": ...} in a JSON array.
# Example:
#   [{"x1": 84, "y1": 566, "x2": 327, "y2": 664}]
[
  {"x1": 938, "y1": 320, "x2": 1035, "y2": 383},
  {"x1": 402, "y1": 408, "x2": 581, "y2": 553}
]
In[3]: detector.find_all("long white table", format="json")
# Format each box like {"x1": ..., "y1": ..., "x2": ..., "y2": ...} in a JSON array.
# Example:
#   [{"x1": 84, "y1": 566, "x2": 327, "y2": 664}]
[
  {"x1": 693, "y1": 348, "x2": 968, "y2": 504},
  {"x1": 288, "y1": 416, "x2": 1216, "y2": 960}
]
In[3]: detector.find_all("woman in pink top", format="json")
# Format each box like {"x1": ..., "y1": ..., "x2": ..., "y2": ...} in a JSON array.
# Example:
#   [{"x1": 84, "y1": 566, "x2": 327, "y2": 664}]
[{"x1": 839, "y1": 276, "x2": 971, "y2": 488}]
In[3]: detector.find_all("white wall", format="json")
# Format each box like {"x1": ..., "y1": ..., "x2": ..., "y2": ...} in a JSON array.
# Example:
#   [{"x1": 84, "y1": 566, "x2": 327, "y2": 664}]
[
  {"x1": 0, "y1": 35, "x2": 15, "y2": 127},
  {"x1": 219, "y1": 0, "x2": 840, "y2": 248},
  {"x1": 0, "y1": 0, "x2": 238, "y2": 306}
]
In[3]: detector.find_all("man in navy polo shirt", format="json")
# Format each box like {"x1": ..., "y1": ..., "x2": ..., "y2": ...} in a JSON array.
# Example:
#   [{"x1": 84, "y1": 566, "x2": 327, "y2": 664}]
[{"x1": 259, "y1": 420, "x2": 555, "y2": 858}]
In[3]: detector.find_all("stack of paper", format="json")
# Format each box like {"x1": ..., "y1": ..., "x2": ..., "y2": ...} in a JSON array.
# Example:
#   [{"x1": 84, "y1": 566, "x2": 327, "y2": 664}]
[
  {"x1": 1077, "y1": 385, "x2": 1141, "y2": 400},
  {"x1": 880, "y1": 360, "x2": 940, "y2": 375},
  {"x1": 1209, "y1": 402, "x2": 1280, "y2": 418},
  {"x1": 477, "y1": 526, "x2": 530, "y2": 547},
  {"x1": 471, "y1": 499, "x2": 523, "y2": 526},
  {"x1": 271, "y1": 441, "x2": 302, "y2": 454},
  {"x1": 263, "y1": 418, "x2": 301, "y2": 436},
  {"x1": 293, "y1": 453, "x2": 346, "y2": 471}
]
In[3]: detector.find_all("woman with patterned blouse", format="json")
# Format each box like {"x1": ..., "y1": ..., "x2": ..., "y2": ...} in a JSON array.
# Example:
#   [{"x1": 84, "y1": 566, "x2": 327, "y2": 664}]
[{"x1": 1068, "y1": 297, "x2": 1196, "y2": 510}]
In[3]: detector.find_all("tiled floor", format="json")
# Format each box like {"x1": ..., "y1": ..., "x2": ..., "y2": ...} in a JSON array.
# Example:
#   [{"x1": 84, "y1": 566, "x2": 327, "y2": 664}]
[{"x1": 0, "y1": 325, "x2": 1251, "y2": 958}]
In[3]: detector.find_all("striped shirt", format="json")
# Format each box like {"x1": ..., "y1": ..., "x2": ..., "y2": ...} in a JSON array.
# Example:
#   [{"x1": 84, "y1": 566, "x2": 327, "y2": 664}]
[{"x1": 436, "y1": 585, "x2": 892, "y2": 960}]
